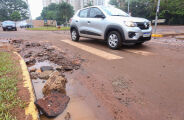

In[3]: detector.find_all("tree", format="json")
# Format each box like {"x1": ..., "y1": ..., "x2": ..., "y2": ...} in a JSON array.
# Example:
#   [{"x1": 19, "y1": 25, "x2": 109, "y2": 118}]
[
  {"x1": 57, "y1": 2, "x2": 74, "y2": 25},
  {"x1": 40, "y1": 2, "x2": 74, "y2": 25},
  {"x1": 109, "y1": 0, "x2": 184, "y2": 25},
  {"x1": 36, "y1": 16, "x2": 42, "y2": 20},
  {"x1": 0, "y1": 0, "x2": 29, "y2": 21},
  {"x1": 10, "y1": 11, "x2": 21, "y2": 21},
  {"x1": 109, "y1": 0, "x2": 126, "y2": 9},
  {"x1": 84, "y1": 1, "x2": 93, "y2": 7},
  {"x1": 109, "y1": 0, "x2": 119, "y2": 7}
]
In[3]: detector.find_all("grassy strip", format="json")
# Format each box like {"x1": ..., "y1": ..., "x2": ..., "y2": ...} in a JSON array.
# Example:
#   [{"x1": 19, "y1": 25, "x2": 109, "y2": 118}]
[
  {"x1": 0, "y1": 52, "x2": 25, "y2": 120},
  {"x1": 27, "y1": 26, "x2": 70, "y2": 31}
]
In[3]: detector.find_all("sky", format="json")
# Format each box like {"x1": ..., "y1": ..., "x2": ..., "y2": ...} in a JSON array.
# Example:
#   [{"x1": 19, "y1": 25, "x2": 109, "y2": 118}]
[
  {"x1": 28, "y1": 0, "x2": 109, "y2": 19},
  {"x1": 29, "y1": 0, "x2": 43, "y2": 19}
]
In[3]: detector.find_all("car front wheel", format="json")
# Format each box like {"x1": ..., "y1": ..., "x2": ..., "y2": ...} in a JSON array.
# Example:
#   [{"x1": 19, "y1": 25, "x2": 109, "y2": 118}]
[
  {"x1": 107, "y1": 31, "x2": 122, "y2": 49},
  {"x1": 71, "y1": 29, "x2": 79, "y2": 42}
]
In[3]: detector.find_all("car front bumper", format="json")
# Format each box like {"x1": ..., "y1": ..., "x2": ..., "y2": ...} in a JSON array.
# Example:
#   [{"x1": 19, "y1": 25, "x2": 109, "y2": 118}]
[
  {"x1": 4, "y1": 26, "x2": 16, "y2": 30},
  {"x1": 123, "y1": 26, "x2": 152, "y2": 43}
]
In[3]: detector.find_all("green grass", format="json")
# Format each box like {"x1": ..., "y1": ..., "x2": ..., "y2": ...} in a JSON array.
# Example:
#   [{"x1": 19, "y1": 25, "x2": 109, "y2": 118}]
[
  {"x1": 27, "y1": 26, "x2": 70, "y2": 31},
  {"x1": 0, "y1": 52, "x2": 25, "y2": 120}
]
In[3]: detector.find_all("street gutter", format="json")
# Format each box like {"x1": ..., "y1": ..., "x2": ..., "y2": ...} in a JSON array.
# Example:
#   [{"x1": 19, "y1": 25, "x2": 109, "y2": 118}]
[{"x1": 14, "y1": 52, "x2": 39, "y2": 120}]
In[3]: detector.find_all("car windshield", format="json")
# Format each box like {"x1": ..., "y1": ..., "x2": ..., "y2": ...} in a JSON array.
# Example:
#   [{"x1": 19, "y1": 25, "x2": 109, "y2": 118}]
[{"x1": 101, "y1": 6, "x2": 129, "y2": 17}]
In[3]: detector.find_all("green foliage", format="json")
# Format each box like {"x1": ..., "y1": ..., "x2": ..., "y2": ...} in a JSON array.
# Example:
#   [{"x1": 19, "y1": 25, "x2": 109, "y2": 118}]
[
  {"x1": 36, "y1": 16, "x2": 42, "y2": 20},
  {"x1": 84, "y1": 1, "x2": 93, "y2": 7},
  {"x1": 40, "y1": 2, "x2": 74, "y2": 25},
  {"x1": 109, "y1": 0, "x2": 119, "y2": 8},
  {"x1": 0, "y1": 52, "x2": 25, "y2": 120},
  {"x1": 109, "y1": 0, "x2": 126, "y2": 9},
  {"x1": 0, "y1": 0, "x2": 29, "y2": 21},
  {"x1": 10, "y1": 11, "x2": 21, "y2": 21},
  {"x1": 109, "y1": 0, "x2": 184, "y2": 25}
]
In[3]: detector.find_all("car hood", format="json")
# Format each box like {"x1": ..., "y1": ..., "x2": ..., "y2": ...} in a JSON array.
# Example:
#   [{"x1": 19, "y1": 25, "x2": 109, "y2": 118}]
[{"x1": 110, "y1": 16, "x2": 149, "y2": 23}]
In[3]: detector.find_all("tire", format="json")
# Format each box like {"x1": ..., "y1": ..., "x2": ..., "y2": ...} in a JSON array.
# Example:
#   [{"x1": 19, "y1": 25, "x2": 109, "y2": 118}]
[
  {"x1": 107, "y1": 31, "x2": 122, "y2": 50},
  {"x1": 15, "y1": 28, "x2": 17, "y2": 31},
  {"x1": 71, "y1": 28, "x2": 79, "y2": 42}
]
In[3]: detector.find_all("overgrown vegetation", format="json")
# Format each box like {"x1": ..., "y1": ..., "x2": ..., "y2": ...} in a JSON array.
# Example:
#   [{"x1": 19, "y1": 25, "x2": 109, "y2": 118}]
[
  {"x1": 36, "y1": 2, "x2": 74, "y2": 25},
  {"x1": 109, "y1": 0, "x2": 184, "y2": 25},
  {"x1": 0, "y1": 0, "x2": 29, "y2": 21},
  {"x1": 27, "y1": 26, "x2": 70, "y2": 31},
  {"x1": 0, "y1": 52, "x2": 25, "y2": 120}
]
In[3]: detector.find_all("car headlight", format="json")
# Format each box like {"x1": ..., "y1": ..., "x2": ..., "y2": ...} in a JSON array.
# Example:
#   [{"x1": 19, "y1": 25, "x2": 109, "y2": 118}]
[{"x1": 124, "y1": 21, "x2": 137, "y2": 27}]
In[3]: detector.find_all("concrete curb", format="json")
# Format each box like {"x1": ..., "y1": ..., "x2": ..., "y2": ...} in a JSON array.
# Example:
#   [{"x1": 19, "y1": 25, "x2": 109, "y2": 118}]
[
  {"x1": 14, "y1": 52, "x2": 39, "y2": 120},
  {"x1": 152, "y1": 34, "x2": 163, "y2": 37},
  {"x1": 152, "y1": 33, "x2": 184, "y2": 37}
]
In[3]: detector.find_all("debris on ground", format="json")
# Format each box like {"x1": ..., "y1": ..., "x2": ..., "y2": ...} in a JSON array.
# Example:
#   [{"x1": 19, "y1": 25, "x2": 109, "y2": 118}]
[
  {"x1": 64, "y1": 112, "x2": 71, "y2": 120},
  {"x1": 42, "y1": 71, "x2": 67, "y2": 96},
  {"x1": 40, "y1": 66, "x2": 54, "y2": 72},
  {"x1": 38, "y1": 71, "x2": 53, "y2": 80},
  {"x1": 35, "y1": 92, "x2": 70, "y2": 118},
  {"x1": 9, "y1": 39, "x2": 82, "y2": 118}
]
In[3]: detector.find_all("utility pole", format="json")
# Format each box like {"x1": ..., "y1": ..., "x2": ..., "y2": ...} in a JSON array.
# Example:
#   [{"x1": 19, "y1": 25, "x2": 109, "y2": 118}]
[
  {"x1": 154, "y1": 0, "x2": 161, "y2": 34},
  {"x1": 128, "y1": 0, "x2": 130, "y2": 14}
]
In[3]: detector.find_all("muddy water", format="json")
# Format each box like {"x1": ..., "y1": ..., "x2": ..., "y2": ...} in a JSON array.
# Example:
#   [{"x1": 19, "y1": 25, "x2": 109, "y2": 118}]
[
  {"x1": 28, "y1": 60, "x2": 113, "y2": 120},
  {"x1": 41, "y1": 70, "x2": 113, "y2": 120},
  {"x1": 29, "y1": 61, "x2": 59, "y2": 99}
]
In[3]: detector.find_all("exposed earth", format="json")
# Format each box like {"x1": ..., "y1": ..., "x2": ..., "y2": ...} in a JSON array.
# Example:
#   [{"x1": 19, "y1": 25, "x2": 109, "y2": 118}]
[{"x1": 0, "y1": 26, "x2": 184, "y2": 120}]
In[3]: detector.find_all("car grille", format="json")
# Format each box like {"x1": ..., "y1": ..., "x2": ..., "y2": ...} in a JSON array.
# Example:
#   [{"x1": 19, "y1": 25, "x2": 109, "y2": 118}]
[{"x1": 136, "y1": 22, "x2": 149, "y2": 30}]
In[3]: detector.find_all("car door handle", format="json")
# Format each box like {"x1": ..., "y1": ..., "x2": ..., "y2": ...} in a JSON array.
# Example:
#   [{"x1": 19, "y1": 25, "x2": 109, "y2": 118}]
[{"x1": 88, "y1": 21, "x2": 91, "y2": 23}]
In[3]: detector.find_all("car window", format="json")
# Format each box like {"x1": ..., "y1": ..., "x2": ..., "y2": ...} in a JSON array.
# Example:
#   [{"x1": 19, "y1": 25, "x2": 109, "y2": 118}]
[
  {"x1": 79, "y1": 9, "x2": 88, "y2": 18},
  {"x1": 101, "y1": 6, "x2": 129, "y2": 17},
  {"x1": 89, "y1": 8, "x2": 103, "y2": 18}
]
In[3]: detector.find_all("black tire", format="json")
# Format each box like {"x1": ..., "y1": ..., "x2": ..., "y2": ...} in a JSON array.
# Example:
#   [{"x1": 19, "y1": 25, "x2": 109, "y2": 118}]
[
  {"x1": 15, "y1": 28, "x2": 17, "y2": 31},
  {"x1": 107, "y1": 31, "x2": 122, "y2": 50},
  {"x1": 71, "y1": 28, "x2": 79, "y2": 42},
  {"x1": 3, "y1": 28, "x2": 6, "y2": 31}
]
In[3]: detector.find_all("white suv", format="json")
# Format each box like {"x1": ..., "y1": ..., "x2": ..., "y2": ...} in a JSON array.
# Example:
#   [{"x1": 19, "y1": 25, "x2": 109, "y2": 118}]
[{"x1": 70, "y1": 6, "x2": 152, "y2": 49}]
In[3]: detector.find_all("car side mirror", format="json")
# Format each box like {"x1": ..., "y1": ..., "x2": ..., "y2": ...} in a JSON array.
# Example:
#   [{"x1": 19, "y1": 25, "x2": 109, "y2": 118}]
[{"x1": 95, "y1": 14, "x2": 105, "y2": 19}]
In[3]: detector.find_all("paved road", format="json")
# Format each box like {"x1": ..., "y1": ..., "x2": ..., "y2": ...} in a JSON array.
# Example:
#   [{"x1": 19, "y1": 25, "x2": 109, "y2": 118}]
[{"x1": 1, "y1": 29, "x2": 184, "y2": 120}]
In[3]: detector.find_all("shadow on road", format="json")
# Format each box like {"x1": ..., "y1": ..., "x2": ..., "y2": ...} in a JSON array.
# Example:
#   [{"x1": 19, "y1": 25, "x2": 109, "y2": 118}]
[{"x1": 78, "y1": 38, "x2": 151, "y2": 51}]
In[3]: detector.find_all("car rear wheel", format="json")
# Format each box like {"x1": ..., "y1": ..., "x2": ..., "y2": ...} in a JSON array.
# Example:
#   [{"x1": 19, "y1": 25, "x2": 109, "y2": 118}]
[
  {"x1": 71, "y1": 29, "x2": 79, "y2": 42},
  {"x1": 15, "y1": 28, "x2": 17, "y2": 31},
  {"x1": 107, "y1": 31, "x2": 122, "y2": 50}
]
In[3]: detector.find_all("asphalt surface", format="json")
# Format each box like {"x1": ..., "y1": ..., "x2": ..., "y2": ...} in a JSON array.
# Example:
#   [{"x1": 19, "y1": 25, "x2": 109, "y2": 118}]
[{"x1": 0, "y1": 28, "x2": 184, "y2": 120}]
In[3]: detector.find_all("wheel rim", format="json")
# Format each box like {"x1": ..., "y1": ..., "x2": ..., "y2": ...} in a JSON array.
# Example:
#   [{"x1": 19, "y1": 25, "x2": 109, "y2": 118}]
[
  {"x1": 72, "y1": 30, "x2": 77, "y2": 40},
  {"x1": 108, "y1": 34, "x2": 118, "y2": 48}
]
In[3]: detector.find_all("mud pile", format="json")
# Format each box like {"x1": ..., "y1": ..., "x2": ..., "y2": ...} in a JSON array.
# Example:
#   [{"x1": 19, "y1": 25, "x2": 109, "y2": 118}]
[{"x1": 10, "y1": 39, "x2": 81, "y2": 118}]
